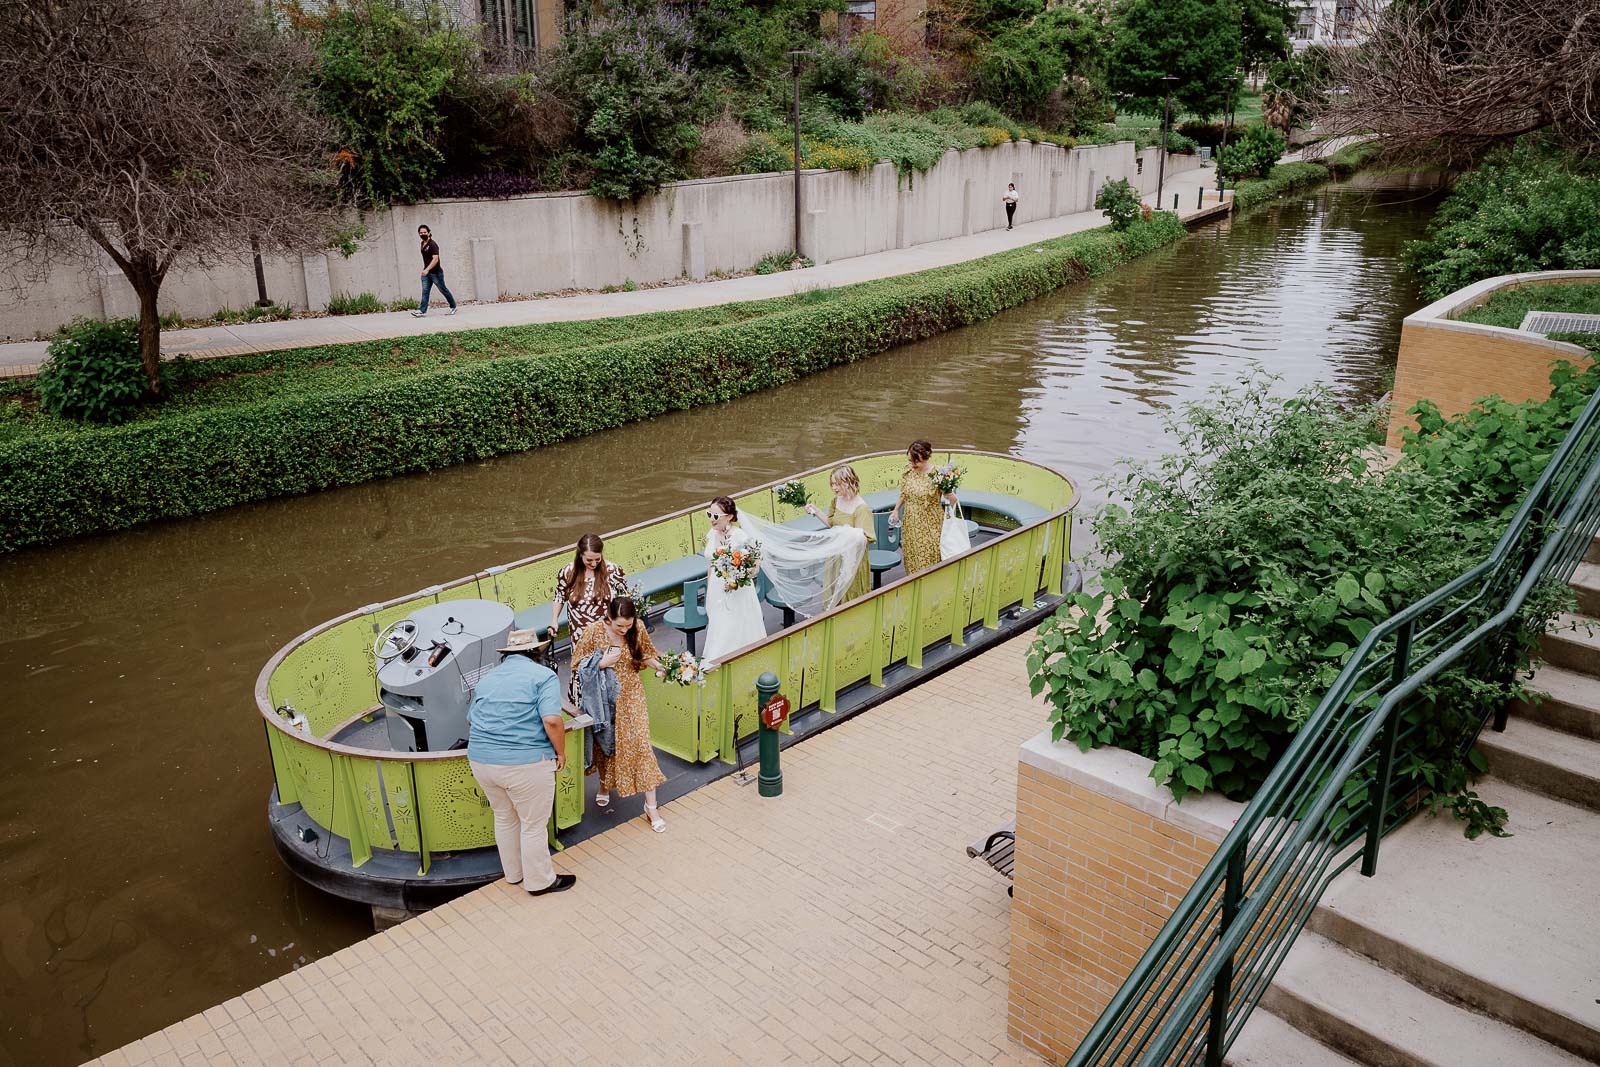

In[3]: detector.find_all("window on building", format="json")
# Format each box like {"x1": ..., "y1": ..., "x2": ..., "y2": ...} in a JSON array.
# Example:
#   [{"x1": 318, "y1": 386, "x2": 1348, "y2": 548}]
[
  {"x1": 480, "y1": 0, "x2": 539, "y2": 50},
  {"x1": 843, "y1": 0, "x2": 875, "y2": 34},
  {"x1": 1334, "y1": 1, "x2": 1356, "y2": 39}
]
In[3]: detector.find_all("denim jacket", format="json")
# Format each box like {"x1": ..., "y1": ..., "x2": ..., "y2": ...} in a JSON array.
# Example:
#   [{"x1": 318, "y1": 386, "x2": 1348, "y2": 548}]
[{"x1": 576, "y1": 650, "x2": 618, "y2": 758}]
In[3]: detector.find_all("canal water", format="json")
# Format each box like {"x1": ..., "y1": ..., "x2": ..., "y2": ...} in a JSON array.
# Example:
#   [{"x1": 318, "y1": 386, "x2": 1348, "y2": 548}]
[{"x1": 0, "y1": 185, "x2": 1440, "y2": 1064}]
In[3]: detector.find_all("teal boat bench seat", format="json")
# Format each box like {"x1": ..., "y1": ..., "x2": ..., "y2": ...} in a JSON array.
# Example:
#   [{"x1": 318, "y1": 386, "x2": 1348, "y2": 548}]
[
  {"x1": 513, "y1": 554, "x2": 709, "y2": 633},
  {"x1": 859, "y1": 489, "x2": 1047, "y2": 527}
]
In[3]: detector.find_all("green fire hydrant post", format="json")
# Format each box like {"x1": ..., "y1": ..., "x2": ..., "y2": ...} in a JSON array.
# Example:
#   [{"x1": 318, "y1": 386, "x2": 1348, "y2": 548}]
[{"x1": 756, "y1": 671, "x2": 783, "y2": 798}]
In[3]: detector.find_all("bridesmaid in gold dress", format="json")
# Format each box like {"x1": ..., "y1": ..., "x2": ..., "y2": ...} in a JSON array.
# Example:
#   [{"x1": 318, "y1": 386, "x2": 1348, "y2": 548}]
[
  {"x1": 891, "y1": 439, "x2": 956, "y2": 576},
  {"x1": 571, "y1": 597, "x2": 670, "y2": 832},
  {"x1": 804, "y1": 464, "x2": 876, "y2": 602}
]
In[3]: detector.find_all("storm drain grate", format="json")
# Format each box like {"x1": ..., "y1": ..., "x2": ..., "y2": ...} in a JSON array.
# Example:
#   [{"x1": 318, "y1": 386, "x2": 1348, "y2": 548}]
[{"x1": 1518, "y1": 311, "x2": 1600, "y2": 336}]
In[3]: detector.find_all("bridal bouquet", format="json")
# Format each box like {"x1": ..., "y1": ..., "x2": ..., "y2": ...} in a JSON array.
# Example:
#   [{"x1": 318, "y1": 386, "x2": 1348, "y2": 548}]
[
  {"x1": 655, "y1": 649, "x2": 709, "y2": 687},
  {"x1": 929, "y1": 462, "x2": 964, "y2": 495},
  {"x1": 710, "y1": 540, "x2": 762, "y2": 592},
  {"x1": 776, "y1": 480, "x2": 810, "y2": 509},
  {"x1": 624, "y1": 578, "x2": 648, "y2": 608}
]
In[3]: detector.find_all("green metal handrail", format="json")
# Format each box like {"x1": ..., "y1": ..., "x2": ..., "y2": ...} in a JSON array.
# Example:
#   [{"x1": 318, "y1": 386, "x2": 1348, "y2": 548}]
[{"x1": 1067, "y1": 381, "x2": 1600, "y2": 1067}]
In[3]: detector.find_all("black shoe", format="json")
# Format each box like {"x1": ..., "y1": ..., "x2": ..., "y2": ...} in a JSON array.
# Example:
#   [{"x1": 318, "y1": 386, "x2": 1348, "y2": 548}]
[{"x1": 528, "y1": 873, "x2": 576, "y2": 895}]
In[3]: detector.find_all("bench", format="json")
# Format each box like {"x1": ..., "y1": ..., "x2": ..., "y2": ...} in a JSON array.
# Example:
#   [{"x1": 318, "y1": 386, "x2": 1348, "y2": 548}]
[
  {"x1": 861, "y1": 489, "x2": 1047, "y2": 528},
  {"x1": 967, "y1": 820, "x2": 1016, "y2": 896},
  {"x1": 513, "y1": 554, "x2": 709, "y2": 633}
]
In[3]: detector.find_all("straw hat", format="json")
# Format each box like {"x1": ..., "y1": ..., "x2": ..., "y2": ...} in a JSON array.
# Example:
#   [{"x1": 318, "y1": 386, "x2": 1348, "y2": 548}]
[{"x1": 498, "y1": 628, "x2": 551, "y2": 654}]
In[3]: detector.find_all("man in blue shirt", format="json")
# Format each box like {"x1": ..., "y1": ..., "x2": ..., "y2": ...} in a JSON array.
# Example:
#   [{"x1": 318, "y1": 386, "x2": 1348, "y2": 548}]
[{"x1": 467, "y1": 629, "x2": 575, "y2": 895}]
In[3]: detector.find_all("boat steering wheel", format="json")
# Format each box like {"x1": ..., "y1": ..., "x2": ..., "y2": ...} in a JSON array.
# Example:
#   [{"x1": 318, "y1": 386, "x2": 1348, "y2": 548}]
[{"x1": 373, "y1": 619, "x2": 419, "y2": 663}]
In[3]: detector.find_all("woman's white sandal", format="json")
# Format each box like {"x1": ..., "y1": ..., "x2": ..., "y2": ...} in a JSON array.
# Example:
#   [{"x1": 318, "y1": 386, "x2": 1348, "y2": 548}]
[
  {"x1": 594, "y1": 791, "x2": 609, "y2": 808},
  {"x1": 645, "y1": 805, "x2": 666, "y2": 833}
]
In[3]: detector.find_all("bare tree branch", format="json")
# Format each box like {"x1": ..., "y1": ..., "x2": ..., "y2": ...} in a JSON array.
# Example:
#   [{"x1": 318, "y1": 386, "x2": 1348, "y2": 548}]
[{"x1": 1311, "y1": 0, "x2": 1600, "y2": 166}]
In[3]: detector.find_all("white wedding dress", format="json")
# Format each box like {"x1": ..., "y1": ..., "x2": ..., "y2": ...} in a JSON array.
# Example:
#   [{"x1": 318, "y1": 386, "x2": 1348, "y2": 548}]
[{"x1": 702, "y1": 525, "x2": 768, "y2": 665}]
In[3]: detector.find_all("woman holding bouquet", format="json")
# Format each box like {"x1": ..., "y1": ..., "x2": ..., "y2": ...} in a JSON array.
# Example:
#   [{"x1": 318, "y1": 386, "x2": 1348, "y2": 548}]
[
  {"x1": 571, "y1": 597, "x2": 669, "y2": 831},
  {"x1": 804, "y1": 464, "x2": 875, "y2": 603},
  {"x1": 702, "y1": 496, "x2": 768, "y2": 664},
  {"x1": 891, "y1": 440, "x2": 956, "y2": 575},
  {"x1": 550, "y1": 534, "x2": 629, "y2": 704}
]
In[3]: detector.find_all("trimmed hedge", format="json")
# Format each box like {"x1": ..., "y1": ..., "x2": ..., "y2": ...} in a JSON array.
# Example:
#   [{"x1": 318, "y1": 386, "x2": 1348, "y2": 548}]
[
  {"x1": 2, "y1": 214, "x2": 1186, "y2": 551},
  {"x1": 1231, "y1": 161, "x2": 1332, "y2": 211}
]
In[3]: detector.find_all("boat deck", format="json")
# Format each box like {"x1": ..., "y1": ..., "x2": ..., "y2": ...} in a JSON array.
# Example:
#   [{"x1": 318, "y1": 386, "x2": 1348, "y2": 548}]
[
  {"x1": 323, "y1": 525, "x2": 1022, "y2": 853},
  {"x1": 96, "y1": 635, "x2": 1050, "y2": 1067}
]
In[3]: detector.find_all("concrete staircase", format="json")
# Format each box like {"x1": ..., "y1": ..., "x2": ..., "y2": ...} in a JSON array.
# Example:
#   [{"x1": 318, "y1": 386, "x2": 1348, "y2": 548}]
[{"x1": 1228, "y1": 559, "x2": 1600, "y2": 1067}]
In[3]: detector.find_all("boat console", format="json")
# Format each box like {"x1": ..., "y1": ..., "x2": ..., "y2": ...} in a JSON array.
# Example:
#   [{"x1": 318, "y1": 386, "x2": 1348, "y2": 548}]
[{"x1": 374, "y1": 600, "x2": 512, "y2": 752}]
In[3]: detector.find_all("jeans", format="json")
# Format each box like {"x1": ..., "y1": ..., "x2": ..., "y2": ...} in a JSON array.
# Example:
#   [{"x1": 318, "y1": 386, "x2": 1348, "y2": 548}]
[
  {"x1": 420, "y1": 269, "x2": 456, "y2": 312},
  {"x1": 469, "y1": 758, "x2": 558, "y2": 890},
  {"x1": 1005, "y1": 202, "x2": 1016, "y2": 227}
]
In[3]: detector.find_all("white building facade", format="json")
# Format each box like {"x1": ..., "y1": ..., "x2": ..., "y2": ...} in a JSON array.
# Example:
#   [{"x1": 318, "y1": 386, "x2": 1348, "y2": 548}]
[{"x1": 1291, "y1": 0, "x2": 1389, "y2": 51}]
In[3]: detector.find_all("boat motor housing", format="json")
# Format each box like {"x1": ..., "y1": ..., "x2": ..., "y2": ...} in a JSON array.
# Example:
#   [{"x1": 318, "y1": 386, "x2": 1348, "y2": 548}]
[{"x1": 376, "y1": 600, "x2": 513, "y2": 752}]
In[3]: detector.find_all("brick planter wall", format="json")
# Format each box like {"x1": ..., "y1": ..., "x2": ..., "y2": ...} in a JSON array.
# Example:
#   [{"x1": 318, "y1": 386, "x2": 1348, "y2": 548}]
[
  {"x1": 1387, "y1": 270, "x2": 1600, "y2": 447},
  {"x1": 1006, "y1": 732, "x2": 1244, "y2": 1064}
]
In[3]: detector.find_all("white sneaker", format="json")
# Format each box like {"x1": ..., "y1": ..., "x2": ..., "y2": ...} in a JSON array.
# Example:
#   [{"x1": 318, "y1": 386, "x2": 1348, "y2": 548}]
[
  {"x1": 446, "y1": 308, "x2": 457, "y2": 316},
  {"x1": 410, "y1": 310, "x2": 426, "y2": 317}
]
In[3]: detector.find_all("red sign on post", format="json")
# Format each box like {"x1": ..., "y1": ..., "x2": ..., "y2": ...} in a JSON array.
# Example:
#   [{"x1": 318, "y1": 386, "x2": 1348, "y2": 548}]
[{"x1": 761, "y1": 693, "x2": 789, "y2": 729}]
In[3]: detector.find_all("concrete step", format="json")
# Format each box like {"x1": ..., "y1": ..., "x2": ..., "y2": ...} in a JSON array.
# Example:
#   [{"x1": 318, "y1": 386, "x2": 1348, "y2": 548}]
[
  {"x1": 1225, "y1": 1007, "x2": 1360, "y2": 1067},
  {"x1": 1537, "y1": 613, "x2": 1600, "y2": 675},
  {"x1": 1585, "y1": 534, "x2": 1600, "y2": 566},
  {"x1": 1570, "y1": 562, "x2": 1600, "y2": 618},
  {"x1": 1308, "y1": 779, "x2": 1600, "y2": 1062},
  {"x1": 1513, "y1": 664, "x2": 1600, "y2": 741},
  {"x1": 1262, "y1": 930, "x2": 1588, "y2": 1067},
  {"x1": 1477, "y1": 718, "x2": 1600, "y2": 812}
]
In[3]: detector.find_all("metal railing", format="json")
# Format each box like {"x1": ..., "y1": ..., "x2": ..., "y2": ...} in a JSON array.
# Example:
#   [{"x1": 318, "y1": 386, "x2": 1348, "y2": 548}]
[{"x1": 1067, "y1": 383, "x2": 1600, "y2": 1067}]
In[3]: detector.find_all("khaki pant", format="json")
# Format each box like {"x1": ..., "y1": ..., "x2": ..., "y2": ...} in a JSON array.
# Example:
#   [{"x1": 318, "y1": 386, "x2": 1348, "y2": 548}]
[{"x1": 469, "y1": 758, "x2": 558, "y2": 891}]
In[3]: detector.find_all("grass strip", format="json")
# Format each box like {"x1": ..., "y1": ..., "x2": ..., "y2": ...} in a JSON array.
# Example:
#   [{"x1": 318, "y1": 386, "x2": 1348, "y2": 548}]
[{"x1": 1457, "y1": 283, "x2": 1600, "y2": 330}]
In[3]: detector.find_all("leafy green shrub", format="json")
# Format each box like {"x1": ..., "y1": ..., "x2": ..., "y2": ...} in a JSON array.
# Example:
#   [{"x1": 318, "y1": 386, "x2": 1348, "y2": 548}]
[
  {"x1": 328, "y1": 292, "x2": 384, "y2": 316},
  {"x1": 0, "y1": 215, "x2": 1185, "y2": 550},
  {"x1": 1217, "y1": 124, "x2": 1286, "y2": 181},
  {"x1": 1403, "y1": 137, "x2": 1600, "y2": 302},
  {"x1": 1026, "y1": 366, "x2": 1591, "y2": 814},
  {"x1": 1230, "y1": 161, "x2": 1330, "y2": 210},
  {"x1": 1163, "y1": 131, "x2": 1198, "y2": 154},
  {"x1": 1176, "y1": 120, "x2": 1225, "y2": 149},
  {"x1": 1404, "y1": 361, "x2": 1600, "y2": 524},
  {"x1": 1095, "y1": 177, "x2": 1142, "y2": 230},
  {"x1": 36, "y1": 318, "x2": 148, "y2": 424},
  {"x1": 552, "y1": 6, "x2": 704, "y2": 200},
  {"x1": 308, "y1": 0, "x2": 476, "y2": 205}
]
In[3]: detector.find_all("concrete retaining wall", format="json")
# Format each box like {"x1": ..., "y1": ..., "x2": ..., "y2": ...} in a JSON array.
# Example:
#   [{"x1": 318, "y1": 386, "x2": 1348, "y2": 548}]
[{"x1": 0, "y1": 143, "x2": 1204, "y2": 340}]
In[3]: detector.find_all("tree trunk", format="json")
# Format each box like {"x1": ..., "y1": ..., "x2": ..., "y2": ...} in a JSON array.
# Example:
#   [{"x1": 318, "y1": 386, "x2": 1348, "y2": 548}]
[{"x1": 128, "y1": 268, "x2": 164, "y2": 397}]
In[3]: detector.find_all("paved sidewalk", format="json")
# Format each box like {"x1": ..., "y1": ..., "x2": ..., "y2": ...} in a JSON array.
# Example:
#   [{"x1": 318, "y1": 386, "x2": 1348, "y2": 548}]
[
  {"x1": 90, "y1": 637, "x2": 1053, "y2": 1067},
  {"x1": 2, "y1": 164, "x2": 1219, "y2": 377}
]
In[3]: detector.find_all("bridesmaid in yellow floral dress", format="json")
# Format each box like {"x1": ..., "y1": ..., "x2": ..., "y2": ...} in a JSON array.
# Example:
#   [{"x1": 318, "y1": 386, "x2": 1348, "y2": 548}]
[
  {"x1": 891, "y1": 439, "x2": 957, "y2": 576},
  {"x1": 571, "y1": 597, "x2": 670, "y2": 832},
  {"x1": 805, "y1": 464, "x2": 876, "y2": 602}
]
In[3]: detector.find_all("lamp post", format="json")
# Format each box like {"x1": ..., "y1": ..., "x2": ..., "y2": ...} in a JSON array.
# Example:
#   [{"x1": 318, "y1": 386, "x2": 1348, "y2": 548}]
[
  {"x1": 789, "y1": 50, "x2": 813, "y2": 262},
  {"x1": 1156, "y1": 74, "x2": 1179, "y2": 210},
  {"x1": 1216, "y1": 69, "x2": 1240, "y2": 197}
]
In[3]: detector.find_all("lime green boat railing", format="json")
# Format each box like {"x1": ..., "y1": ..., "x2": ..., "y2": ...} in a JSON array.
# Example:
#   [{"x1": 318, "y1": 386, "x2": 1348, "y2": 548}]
[
  {"x1": 1064, "y1": 388, "x2": 1600, "y2": 1065},
  {"x1": 255, "y1": 450, "x2": 1078, "y2": 874}
]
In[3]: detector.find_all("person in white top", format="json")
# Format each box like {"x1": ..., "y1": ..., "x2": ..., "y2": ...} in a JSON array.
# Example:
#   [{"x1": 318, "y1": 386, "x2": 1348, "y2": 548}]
[{"x1": 1003, "y1": 183, "x2": 1020, "y2": 230}]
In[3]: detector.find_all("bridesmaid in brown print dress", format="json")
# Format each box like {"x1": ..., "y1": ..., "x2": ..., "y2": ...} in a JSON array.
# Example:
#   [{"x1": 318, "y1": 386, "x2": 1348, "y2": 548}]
[
  {"x1": 891, "y1": 439, "x2": 957, "y2": 575},
  {"x1": 550, "y1": 533, "x2": 629, "y2": 705},
  {"x1": 571, "y1": 597, "x2": 670, "y2": 832}
]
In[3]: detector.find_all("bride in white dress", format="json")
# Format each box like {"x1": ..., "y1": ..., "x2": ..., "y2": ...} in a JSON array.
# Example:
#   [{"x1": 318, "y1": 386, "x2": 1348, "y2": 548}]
[{"x1": 701, "y1": 496, "x2": 768, "y2": 664}]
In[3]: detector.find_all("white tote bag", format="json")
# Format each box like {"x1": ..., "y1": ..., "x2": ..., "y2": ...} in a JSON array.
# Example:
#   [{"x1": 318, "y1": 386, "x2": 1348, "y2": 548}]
[{"x1": 939, "y1": 502, "x2": 971, "y2": 561}]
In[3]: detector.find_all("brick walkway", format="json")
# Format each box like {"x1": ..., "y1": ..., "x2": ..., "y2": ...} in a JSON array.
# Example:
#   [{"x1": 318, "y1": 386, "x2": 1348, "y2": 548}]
[{"x1": 91, "y1": 638, "x2": 1052, "y2": 1067}]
